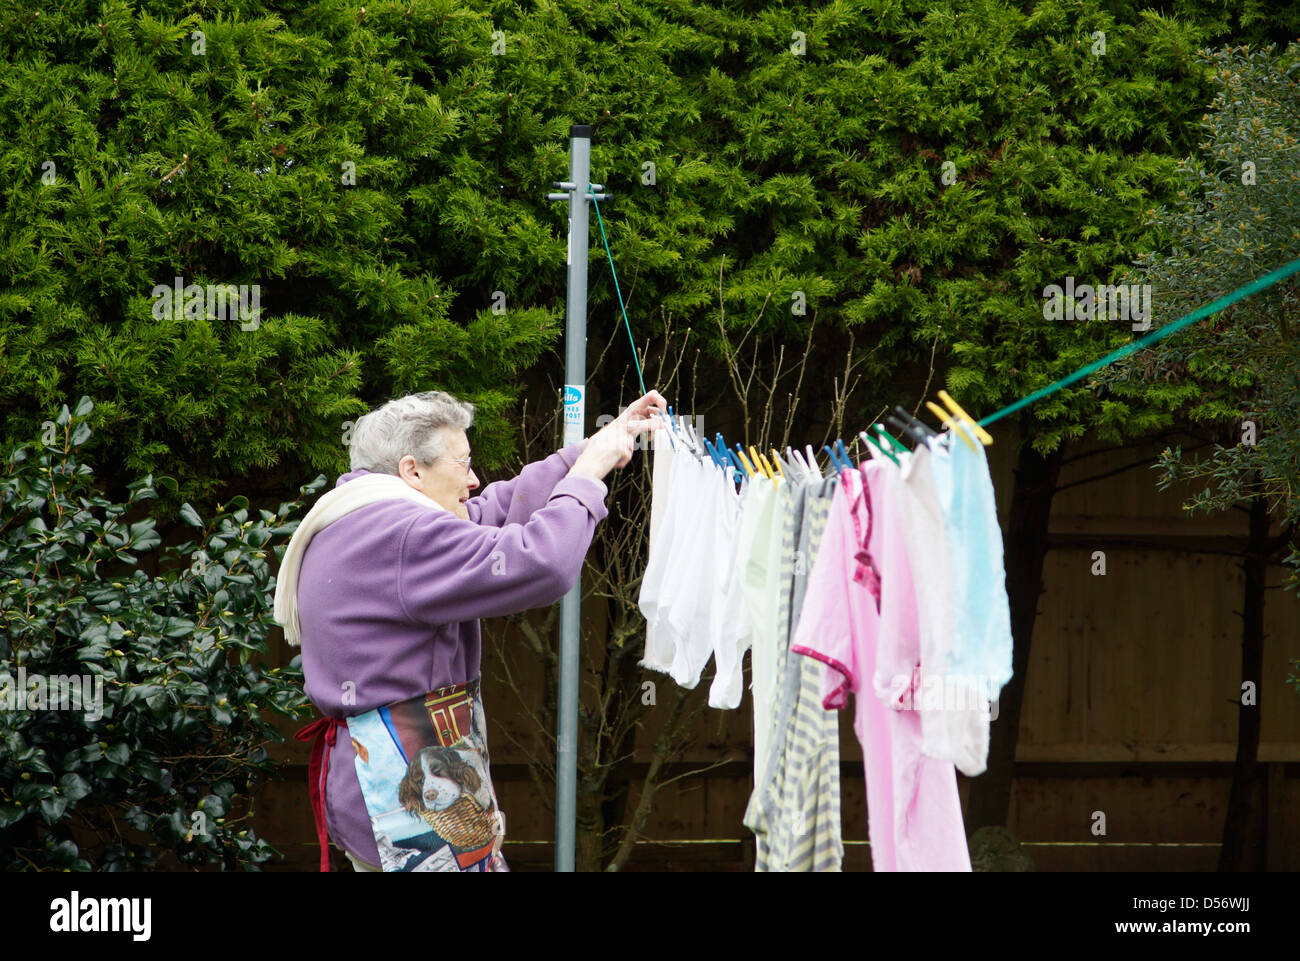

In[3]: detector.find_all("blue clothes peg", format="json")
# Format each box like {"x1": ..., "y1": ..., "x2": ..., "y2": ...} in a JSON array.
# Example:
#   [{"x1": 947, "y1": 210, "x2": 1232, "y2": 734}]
[
  {"x1": 654, "y1": 407, "x2": 676, "y2": 449},
  {"x1": 702, "y1": 436, "x2": 724, "y2": 468},
  {"x1": 735, "y1": 443, "x2": 762, "y2": 476},
  {"x1": 834, "y1": 438, "x2": 852, "y2": 468},
  {"x1": 717, "y1": 434, "x2": 745, "y2": 475}
]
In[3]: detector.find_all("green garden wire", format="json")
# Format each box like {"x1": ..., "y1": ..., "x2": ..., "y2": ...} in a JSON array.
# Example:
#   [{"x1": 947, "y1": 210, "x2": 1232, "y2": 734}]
[
  {"x1": 589, "y1": 190, "x2": 648, "y2": 396},
  {"x1": 977, "y1": 256, "x2": 1300, "y2": 427}
]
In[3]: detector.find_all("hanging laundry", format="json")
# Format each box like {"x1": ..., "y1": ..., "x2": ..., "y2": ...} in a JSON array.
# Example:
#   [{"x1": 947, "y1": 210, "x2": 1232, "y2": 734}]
[
  {"x1": 634, "y1": 407, "x2": 1010, "y2": 873},
  {"x1": 640, "y1": 423, "x2": 754, "y2": 697},
  {"x1": 708, "y1": 462, "x2": 751, "y2": 709},
  {"x1": 745, "y1": 462, "x2": 844, "y2": 872},
  {"x1": 641, "y1": 426, "x2": 720, "y2": 682},
  {"x1": 739, "y1": 470, "x2": 789, "y2": 780},
  {"x1": 664, "y1": 451, "x2": 724, "y2": 689},
  {"x1": 638, "y1": 426, "x2": 680, "y2": 675},
  {"x1": 792, "y1": 459, "x2": 971, "y2": 872},
  {"x1": 927, "y1": 423, "x2": 1014, "y2": 697},
  {"x1": 894, "y1": 438, "x2": 990, "y2": 776}
]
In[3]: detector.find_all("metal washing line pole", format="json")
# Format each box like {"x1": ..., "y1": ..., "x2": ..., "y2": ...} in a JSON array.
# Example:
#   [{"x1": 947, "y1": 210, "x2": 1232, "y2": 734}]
[{"x1": 546, "y1": 124, "x2": 610, "y2": 872}]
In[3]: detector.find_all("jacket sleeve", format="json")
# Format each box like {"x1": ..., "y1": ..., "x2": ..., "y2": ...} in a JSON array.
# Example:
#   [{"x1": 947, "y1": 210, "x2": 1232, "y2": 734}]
[
  {"x1": 465, "y1": 440, "x2": 589, "y2": 529},
  {"x1": 397, "y1": 474, "x2": 609, "y2": 624}
]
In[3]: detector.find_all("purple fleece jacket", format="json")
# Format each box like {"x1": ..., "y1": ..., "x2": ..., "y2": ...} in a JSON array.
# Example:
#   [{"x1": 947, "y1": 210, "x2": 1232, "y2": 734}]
[{"x1": 297, "y1": 440, "x2": 607, "y2": 867}]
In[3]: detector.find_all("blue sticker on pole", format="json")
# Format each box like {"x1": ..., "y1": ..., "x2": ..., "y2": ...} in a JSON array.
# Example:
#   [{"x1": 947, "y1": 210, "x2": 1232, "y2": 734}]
[{"x1": 563, "y1": 384, "x2": 584, "y2": 446}]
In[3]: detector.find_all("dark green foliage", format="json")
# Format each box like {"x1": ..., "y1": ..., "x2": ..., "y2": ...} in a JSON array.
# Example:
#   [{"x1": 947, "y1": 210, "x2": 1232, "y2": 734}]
[
  {"x1": 1101, "y1": 43, "x2": 1300, "y2": 585},
  {"x1": 0, "y1": 397, "x2": 314, "y2": 870},
  {"x1": 0, "y1": 1, "x2": 574, "y2": 510},
  {"x1": 2, "y1": 0, "x2": 1276, "y2": 519},
  {"x1": 1094, "y1": 42, "x2": 1300, "y2": 697}
]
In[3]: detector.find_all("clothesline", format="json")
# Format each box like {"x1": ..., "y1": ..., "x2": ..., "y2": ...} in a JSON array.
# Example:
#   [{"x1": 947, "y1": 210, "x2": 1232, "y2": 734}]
[
  {"x1": 592, "y1": 202, "x2": 1300, "y2": 873},
  {"x1": 637, "y1": 406, "x2": 1004, "y2": 871},
  {"x1": 588, "y1": 186, "x2": 1300, "y2": 433}
]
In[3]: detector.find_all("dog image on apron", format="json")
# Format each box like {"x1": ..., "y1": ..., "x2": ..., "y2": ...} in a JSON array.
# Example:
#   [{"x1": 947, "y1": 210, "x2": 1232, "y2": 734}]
[{"x1": 348, "y1": 679, "x2": 508, "y2": 872}]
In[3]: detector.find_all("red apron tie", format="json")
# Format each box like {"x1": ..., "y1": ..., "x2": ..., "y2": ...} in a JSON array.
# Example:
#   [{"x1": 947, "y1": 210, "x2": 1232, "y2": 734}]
[{"x1": 295, "y1": 715, "x2": 345, "y2": 872}]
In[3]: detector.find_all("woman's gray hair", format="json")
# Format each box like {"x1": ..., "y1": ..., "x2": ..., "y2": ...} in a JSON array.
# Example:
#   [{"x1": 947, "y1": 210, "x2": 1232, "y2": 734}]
[{"x1": 349, "y1": 391, "x2": 475, "y2": 475}]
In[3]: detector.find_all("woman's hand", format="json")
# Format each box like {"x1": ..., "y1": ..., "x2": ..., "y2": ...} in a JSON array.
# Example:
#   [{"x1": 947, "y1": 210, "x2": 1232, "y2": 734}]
[{"x1": 567, "y1": 390, "x2": 669, "y2": 482}]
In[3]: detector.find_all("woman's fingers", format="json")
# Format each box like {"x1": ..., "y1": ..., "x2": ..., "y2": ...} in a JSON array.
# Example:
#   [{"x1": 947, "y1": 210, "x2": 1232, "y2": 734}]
[{"x1": 623, "y1": 391, "x2": 668, "y2": 421}]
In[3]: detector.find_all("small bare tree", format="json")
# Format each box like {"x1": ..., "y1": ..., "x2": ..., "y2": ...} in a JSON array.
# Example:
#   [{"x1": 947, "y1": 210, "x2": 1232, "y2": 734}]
[{"x1": 483, "y1": 259, "x2": 861, "y2": 870}]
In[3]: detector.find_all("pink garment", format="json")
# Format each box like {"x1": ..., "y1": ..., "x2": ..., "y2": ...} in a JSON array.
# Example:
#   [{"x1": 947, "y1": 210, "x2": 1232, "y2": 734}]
[{"x1": 791, "y1": 461, "x2": 971, "y2": 872}]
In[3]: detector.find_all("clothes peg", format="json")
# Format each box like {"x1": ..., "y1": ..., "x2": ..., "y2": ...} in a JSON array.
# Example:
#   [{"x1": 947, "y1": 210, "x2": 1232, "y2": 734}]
[
  {"x1": 937, "y1": 390, "x2": 993, "y2": 446},
  {"x1": 861, "y1": 429, "x2": 900, "y2": 466},
  {"x1": 653, "y1": 407, "x2": 677, "y2": 449},
  {"x1": 787, "y1": 446, "x2": 814, "y2": 478},
  {"x1": 714, "y1": 433, "x2": 731, "y2": 468},
  {"x1": 886, "y1": 413, "x2": 925, "y2": 446},
  {"x1": 702, "y1": 436, "x2": 722, "y2": 468},
  {"x1": 890, "y1": 405, "x2": 938, "y2": 443},
  {"x1": 684, "y1": 417, "x2": 706, "y2": 454},
  {"x1": 768, "y1": 449, "x2": 786, "y2": 479},
  {"x1": 874, "y1": 424, "x2": 909, "y2": 454},
  {"x1": 950, "y1": 418, "x2": 981, "y2": 451},
  {"x1": 794, "y1": 447, "x2": 813, "y2": 477},
  {"x1": 718, "y1": 434, "x2": 745, "y2": 475},
  {"x1": 747, "y1": 445, "x2": 772, "y2": 479},
  {"x1": 805, "y1": 444, "x2": 822, "y2": 476},
  {"x1": 925, "y1": 401, "x2": 979, "y2": 452},
  {"x1": 734, "y1": 444, "x2": 756, "y2": 477},
  {"x1": 758, "y1": 452, "x2": 780, "y2": 484},
  {"x1": 834, "y1": 438, "x2": 853, "y2": 469}
]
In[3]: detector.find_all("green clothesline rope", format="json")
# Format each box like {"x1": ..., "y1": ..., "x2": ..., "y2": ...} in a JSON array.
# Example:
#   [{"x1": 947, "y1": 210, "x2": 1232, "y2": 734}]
[
  {"x1": 589, "y1": 191, "x2": 648, "y2": 397},
  {"x1": 587, "y1": 184, "x2": 1300, "y2": 430},
  {"x1": 978, "y1": 256, "x2": 1300, "y2": 427}
]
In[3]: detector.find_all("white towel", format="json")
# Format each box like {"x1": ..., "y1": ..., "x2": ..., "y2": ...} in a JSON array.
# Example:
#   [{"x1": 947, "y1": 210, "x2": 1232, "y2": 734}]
[{"x1": 273, "y1": 473, "x2": 447, "y2": 647}]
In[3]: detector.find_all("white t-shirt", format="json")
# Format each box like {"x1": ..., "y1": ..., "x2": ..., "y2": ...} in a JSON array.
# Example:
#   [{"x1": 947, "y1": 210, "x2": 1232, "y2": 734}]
[
  {"x1": 707, "y1": 465, "x2": 750, "y2": 706},
  {"x1": 738, "y1": 475, "x2": 787, "y2": 777},
  {"x1": 639, "y1": 429, "x2": 687, "y2": 673},
  {"x1": 664, "y1": 453, "x2": 720, "y2": 688},
  {"x1": 895, "y1": 442, "x2": 989, "y2": 776},
  {"x1": 710, "y1": 473, "x2": 758, "y2": 708}
]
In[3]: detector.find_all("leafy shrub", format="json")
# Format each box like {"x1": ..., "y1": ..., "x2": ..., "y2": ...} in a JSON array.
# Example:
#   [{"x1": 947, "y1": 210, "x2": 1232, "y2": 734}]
[{"x1": 0, "y1": 396, "x2": 320, "y2": 870}]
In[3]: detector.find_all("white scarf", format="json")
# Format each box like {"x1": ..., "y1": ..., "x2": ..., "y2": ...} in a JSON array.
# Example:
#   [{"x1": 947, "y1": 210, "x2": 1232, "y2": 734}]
[{"x1": 273, "y1": 473, "x2": 447, "y2": 647}]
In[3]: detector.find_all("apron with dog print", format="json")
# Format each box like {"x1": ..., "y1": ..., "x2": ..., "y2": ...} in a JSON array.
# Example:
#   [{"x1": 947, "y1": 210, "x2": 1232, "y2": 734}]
[{"x1": 347, "y1": 678, "x2": 508, "y2": 872}]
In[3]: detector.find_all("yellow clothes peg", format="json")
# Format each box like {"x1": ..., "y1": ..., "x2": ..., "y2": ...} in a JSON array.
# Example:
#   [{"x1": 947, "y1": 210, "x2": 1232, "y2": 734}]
[
  {"x1": 926, "y1": 401, "x2": 979, "y2": 452},
  {"x1": 949, "y1": 417, "x2": 980, "y2": 452},
  {"x1": 768, "y1": 450, "x2": 786, "y2": 479},
  {"x1": 736, "y1": 448, "x2": 757, "y2": 477},
  {"x1": 937, "y1": 390, "x2": 993, "y2": 446},
  {"x1": 748, "y1": 445, "x2": 772, "y2": 479},
  {"x1": 758, "y1": 452, "x2": 780, "y2": 485}
]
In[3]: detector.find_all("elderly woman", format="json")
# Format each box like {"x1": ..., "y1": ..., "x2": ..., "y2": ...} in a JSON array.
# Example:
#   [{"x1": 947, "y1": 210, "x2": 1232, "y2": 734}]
[{"x1": 281, "y1": 388, "x2": 666, "y2": 872}]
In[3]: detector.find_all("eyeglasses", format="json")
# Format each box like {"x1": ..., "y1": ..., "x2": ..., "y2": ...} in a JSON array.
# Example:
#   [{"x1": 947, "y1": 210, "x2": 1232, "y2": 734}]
[{"x1": 446, "y1": 454, "x2": 472, "y2": 474}]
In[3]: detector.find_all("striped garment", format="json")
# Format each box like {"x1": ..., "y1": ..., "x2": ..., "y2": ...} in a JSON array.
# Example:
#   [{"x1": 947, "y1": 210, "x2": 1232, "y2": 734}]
[{"x1": 744, "y1": 471, "x2": 843, "y2": 871}]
